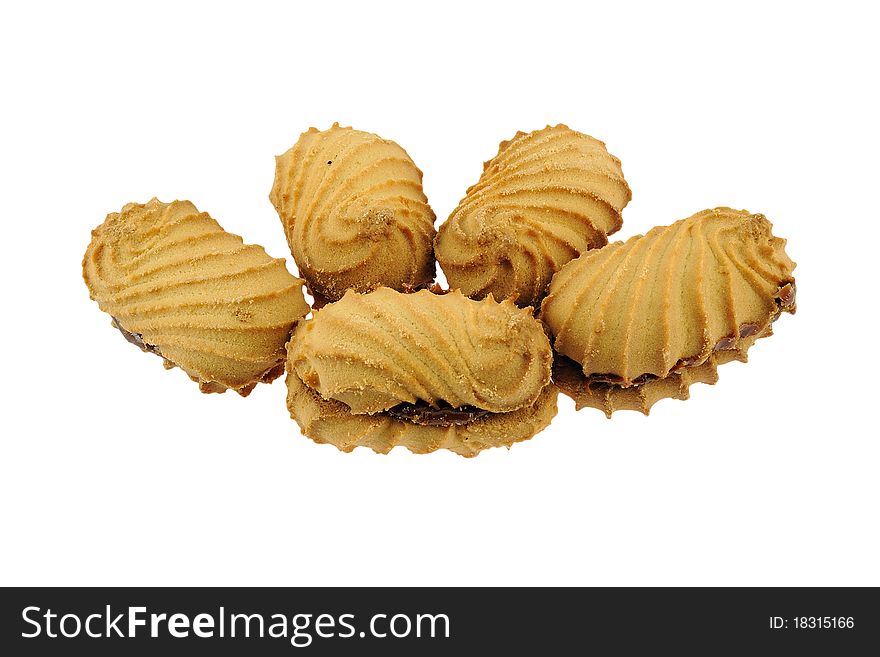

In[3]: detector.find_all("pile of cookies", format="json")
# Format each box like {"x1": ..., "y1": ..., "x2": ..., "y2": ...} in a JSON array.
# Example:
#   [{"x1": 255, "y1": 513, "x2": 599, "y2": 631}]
[{"x1": 83, "y1": 123, "x2": 796, "y2": 457}]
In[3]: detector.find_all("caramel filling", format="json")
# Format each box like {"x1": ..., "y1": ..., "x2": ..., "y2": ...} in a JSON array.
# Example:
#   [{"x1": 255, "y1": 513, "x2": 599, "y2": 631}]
[{"x1": 387, "y1": 401, "x2": 491, "y2": 427}]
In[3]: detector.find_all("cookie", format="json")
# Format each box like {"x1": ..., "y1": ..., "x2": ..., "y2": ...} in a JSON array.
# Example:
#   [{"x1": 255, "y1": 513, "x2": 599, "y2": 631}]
[
  {"x1": 540, "y1": 208, "x2": 796, "y2": 415},
  {"x1": 435, "y1": 124, "x2": 631, "y2": 308},
  {"x1": 270, "y1": 123, "x2": 437, "y2": 302},
  {"x1": 83, "y1": 198, "x2": 309, "y2": 395},
  {"x1": 285, "y1": 288, "x2": 557, "y2": 456}
]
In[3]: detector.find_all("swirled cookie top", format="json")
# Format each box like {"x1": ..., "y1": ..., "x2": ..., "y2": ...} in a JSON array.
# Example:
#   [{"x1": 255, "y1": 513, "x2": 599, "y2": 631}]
[
  {"x1": 288, "y1": 288, "x2": 553, "y2": 415},
  {"x1": 270, "y1": 124, "x2": 436, "y2": 301},
  {"x1": 541, "y1": 208, "x2": 796, "y2": 385},
  {"x1": 83, "y1": 198, "x2": 308, "y2": 394},
  {"x1": 435, "y1": 124, "x2": 631, "y2": 307}
]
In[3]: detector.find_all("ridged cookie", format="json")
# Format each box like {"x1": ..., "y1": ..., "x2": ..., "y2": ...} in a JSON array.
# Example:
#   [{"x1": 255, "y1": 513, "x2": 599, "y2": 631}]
[
  {"x1": 83, "y1": 198, "x2": 309, "y2": 395},
  {"x1": 286, "y1": 288, "x2": 557, "y2": 456},
  {"x1": 435, "y1": 125, "x2": 631, "y2": 308},
  {"x1": 541, "y1": 208, "x2": 796, "y2": 415},
  {"x1": 270, "y1": 123, "x2": 437, "y2": 301}
]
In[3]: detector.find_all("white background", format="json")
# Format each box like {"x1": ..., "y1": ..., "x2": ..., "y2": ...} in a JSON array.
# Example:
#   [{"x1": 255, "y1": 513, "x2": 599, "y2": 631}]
[{"x1": 1, "y1": 1, "x2": 877, "y2": 586}]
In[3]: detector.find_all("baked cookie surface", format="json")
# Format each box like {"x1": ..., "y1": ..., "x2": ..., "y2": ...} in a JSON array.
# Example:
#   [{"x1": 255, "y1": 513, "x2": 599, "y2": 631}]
[
  {"x1": 286, "y1": 288, "x2": 557, "y2": 456},
  {"x1": 435, "y1": 125, "x2": 631, "y2": 308},
  {"x1": 270, "y1": 123, "x2": 436, "y2": 302},
  {"x1": 83, "y1": 198, "x2": 309, "y2": 395},
  {"x1": 541, "y1": 208, "x2": 796, "y2": 415}
]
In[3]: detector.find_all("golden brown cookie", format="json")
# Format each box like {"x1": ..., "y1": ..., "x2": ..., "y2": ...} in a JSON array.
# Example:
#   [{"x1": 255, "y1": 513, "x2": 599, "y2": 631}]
[
  {"x1": 270, "y1": 123, "x2": 437, "y2": 301},
  {"x1": 435, "y1": 125, "x2": 631, "y2": 308},
  {"x1": 540, "y1": 208, "x2": 796, "y2": 415},
  {"x1": 83, "y1": 198, "x2": 309, "y2": 395},
  {"x1": 285, "y1": 288, "x2": 558, "y2": 456}
]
